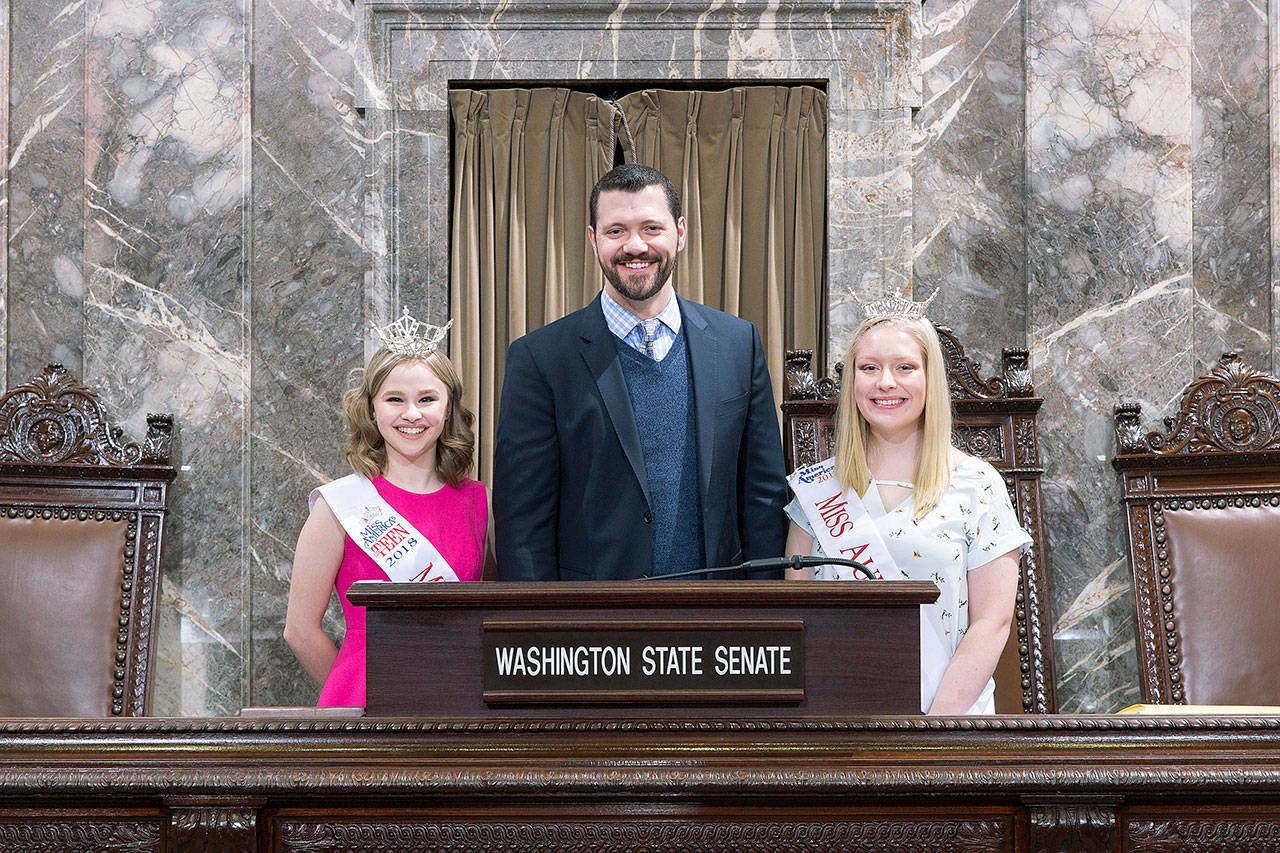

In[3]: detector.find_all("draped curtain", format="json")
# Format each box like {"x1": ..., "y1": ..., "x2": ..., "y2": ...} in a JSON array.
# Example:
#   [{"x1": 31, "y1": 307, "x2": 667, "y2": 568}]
[{"x1": 450, "y1": 85, "x2": 827, "y2": 481}]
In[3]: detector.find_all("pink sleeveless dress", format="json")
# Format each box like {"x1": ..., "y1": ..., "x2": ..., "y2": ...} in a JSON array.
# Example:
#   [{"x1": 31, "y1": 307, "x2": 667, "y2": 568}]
[{"x1": 318, "y1": 477, "x2": 487, "y2": 707}]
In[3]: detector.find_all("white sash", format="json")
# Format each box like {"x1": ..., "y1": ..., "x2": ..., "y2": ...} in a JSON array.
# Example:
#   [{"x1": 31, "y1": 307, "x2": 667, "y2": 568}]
[
  {"x1": 311, "y1": 474, "x2": 459, "y2": 583},
  {"x1": 787, "y1": 458, "x2": 949, "y2": 712},
  {"x1": 786, "y1": 458, "x2": 897, "y2": 580}
]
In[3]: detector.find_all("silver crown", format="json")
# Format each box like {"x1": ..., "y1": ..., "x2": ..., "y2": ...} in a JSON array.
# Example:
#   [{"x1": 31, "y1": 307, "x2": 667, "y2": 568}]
[
  {"x1": 863, "y1": 290, "x2": 936, "y2": 324},
  {"x1": 374, "y1": 308, "x2": 452, "y2": 359}
]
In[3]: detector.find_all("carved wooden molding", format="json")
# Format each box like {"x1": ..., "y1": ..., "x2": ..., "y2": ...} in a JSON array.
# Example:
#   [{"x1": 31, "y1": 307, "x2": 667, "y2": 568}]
[
  {"x1": 1027, "y1": 798, "x2": 1118, "y2": 853},
  {"x1": 16, "y1": 714, "x2": 1280, "y2": 736},
  {"x1": 1014, "y1": 477, "x2": 1053, "y2": 713},
  {"x1": 0, "y1": 821, "x2": 161, "y2": 851},
  {"x1": 165, "y1": 797, "x2": 263, "y2": 853},
  {"x1": 1115, "y1": 352, "x2": 1280, "y2": 456},
  {"x1": 0, "y1": 364, "x2": 172, "y2": 466},
  {"x1": 279, "y1": 819, "x2": 1011, "y2": 851},
  {"x1": 1129, "y1": 819, "x2": 1280, "y2": 851}
]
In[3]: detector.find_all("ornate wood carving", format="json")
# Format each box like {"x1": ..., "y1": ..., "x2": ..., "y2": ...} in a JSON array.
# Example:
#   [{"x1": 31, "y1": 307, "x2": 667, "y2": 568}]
[
  {"x1": 166, "y1": 799, "x2": 262, "y2": 853},
  {"x1": 281, "y1": 819, "x2": 1010, "y2": 852},
  {"x1": 952, "y1": 424, "x2": 1005, "y2": 461},
  {"x1": 1129, "y1": 819, "x2": 1280, "y2": 851},
  {"x1": 11, "y1": 719, "x2": 1280, "y2": 852},
  {"x1": 938, "y1": 326, "x2": 1009, "y2": 400},
  {"x1": 781, "y1": 328, "x2": 1055, "y2": 713},
  {"x1": 1027, "y1": 799, "x2": 1117, "y2": 853},
  {"x1": 1114, "y1": 352, "x2": 1280, "y2": 456},
  {"x1": 0, "y1": 821, "x2": 161, "y2": 851},
  {"x1": 794, "y1": 418, "x2": 817, "y2": 468},
  {"x1": 1014, "y1": 478, "x2": 1052, "y2": 713},
  {"x1": 1126, "y1": 503, "x2": 1166, "y2": 702},
  {"x1": 0, "y1": 364, "x2": 171, "y2": 465},
  {"x1": 130, "y1": 514, "x2": 164, "y2": 716},
  {"x1": 1013, "y1": 415, "x2": 1038, "y2": 466},
  {"x1": 784, "y1": 349, "x2": 840, "y2": 401}
]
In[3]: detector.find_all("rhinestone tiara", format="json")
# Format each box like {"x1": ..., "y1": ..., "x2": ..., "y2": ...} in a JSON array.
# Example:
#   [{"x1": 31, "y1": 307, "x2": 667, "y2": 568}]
[
  {"x1": 863, "y1": 290, "x2": 936, "y2": 324},
  {"x1": 374, "y1": 307, "x2": 452, "y2": 359}
]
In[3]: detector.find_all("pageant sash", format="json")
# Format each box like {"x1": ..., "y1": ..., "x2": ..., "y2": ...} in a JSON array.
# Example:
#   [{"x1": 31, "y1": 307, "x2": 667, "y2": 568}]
[
  {"x1": 310, "y1": 474, "x2": 458, "y2": 583},
  {"x1": 787, "y1": 457, "x2": 949, "y2": 712},
  {"x1": 786, "y1": 458, "x2": 897, "y2": 581}
]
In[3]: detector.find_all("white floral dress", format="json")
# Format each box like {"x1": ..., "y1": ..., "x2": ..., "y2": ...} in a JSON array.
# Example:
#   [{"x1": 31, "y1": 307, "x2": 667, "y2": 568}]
[{"x1": 785, "y1": 453, "x2": 1031, "y2": 714}]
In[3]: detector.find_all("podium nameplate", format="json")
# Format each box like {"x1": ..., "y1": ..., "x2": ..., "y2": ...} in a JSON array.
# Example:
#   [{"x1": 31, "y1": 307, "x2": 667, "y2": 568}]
[{"x1": 482, "y1": 619, "x2": 804, "y2": 705}]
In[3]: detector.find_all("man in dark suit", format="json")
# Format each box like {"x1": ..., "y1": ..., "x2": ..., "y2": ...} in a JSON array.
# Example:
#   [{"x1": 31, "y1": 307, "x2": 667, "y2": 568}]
[{"x1": 494, "y1": 163, "x2": 788, "y2": 580}]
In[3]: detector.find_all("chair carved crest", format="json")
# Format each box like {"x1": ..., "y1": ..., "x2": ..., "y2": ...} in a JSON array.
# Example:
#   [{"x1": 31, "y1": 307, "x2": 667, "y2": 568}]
[
  {"x1": 0, "y1": 364, "x2": 175, "y2": 716},
  {"x1": 0, "y1": 364, "x2": 172, "y2": 466},
  {"x1": 1115, "y1": 352, "x2": 1280, "y2": 457},
  {"x1": 782, "y1": 326, "x2": 1056, "y2": 713}
]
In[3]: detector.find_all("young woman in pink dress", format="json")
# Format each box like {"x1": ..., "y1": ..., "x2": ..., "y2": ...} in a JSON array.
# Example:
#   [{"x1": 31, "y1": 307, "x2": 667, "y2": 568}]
[{"x1": 284, "y1": 314, "x2": 493, "y2": 707}]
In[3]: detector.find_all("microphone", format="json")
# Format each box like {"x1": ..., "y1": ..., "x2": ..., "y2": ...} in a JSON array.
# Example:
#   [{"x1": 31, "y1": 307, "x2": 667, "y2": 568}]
[{"x1": 641, "y1": 555, "x2": 875, "y2": 581}]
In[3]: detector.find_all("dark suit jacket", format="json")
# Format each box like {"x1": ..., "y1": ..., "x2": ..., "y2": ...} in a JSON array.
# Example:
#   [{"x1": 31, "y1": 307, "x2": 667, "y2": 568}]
[{"x1": 493, "y1": 294, "x2": 788, "y2": 580}]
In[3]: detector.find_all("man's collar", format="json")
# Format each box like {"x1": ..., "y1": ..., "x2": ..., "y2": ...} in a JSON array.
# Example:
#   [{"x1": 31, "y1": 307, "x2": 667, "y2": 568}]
[{"x1": 600, "y1": 288, "x2": 682, "y2": 336}]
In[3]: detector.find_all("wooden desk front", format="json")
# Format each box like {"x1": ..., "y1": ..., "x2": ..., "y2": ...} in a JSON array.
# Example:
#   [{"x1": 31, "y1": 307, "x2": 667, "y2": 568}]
[{"x1": 2, "y1": 715, "x2": 1280, "y2": 850}]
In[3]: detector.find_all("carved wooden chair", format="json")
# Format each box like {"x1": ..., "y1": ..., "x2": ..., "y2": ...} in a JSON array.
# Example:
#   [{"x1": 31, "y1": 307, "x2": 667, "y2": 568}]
[
  {"x1": 782, "y1": 327, "x2": 1057, "y2": 713},
  {"x1": 0, "y1": 364, "x2": 174, "y2": 716},
  {"x1": 1114, "y1": 352, "x2": 1280, "y2": 705}
]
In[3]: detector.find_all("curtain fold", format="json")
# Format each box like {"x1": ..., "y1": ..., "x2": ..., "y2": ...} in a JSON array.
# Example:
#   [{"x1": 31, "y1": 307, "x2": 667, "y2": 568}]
[
  {"x1": 451, "y1": 85, "x2": 826, "y2": 480},
  {"x1": 618, "y1": 86, "x2": 827, "y2": 417},
  {"x1": 449, "y1": 89, "x2": 612, "y2": 481}
]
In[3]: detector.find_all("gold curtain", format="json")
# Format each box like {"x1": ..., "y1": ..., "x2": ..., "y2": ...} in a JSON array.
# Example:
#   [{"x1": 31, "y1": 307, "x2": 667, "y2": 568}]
[
  {"x1": 449, "y1": 89, "x2": 614, "y2": 481},
  {"x1": 619, "y1": 86, "x2": 827, "y2": 418},
  {"x1": 450, "y1": 85, "x2": 827, "y2": 482}
]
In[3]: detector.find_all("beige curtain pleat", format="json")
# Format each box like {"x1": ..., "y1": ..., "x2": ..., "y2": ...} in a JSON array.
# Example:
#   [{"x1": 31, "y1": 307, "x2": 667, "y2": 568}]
[
  {"x1": 450, "y1": 89, "x2": 612, "y2": 482},
  {"x1": 618, "y1": 86, "x2": 827, "y2": 418}
]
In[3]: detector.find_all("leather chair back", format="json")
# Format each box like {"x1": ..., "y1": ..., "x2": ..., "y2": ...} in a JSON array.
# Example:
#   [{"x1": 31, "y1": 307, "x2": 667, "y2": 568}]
[
  {"x1": 0, "y1": 364, "x2": 174, "y2": 716},
  {"x1": 1114, "y1": 353, "x2": 1280, "y2": 704},
  {"x1": 782, "y1": 327, "x2": 1057, "y2": 713}
]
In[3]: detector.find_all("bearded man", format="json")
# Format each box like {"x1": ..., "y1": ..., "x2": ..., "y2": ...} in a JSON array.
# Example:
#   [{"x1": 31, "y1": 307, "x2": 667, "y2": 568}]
[{"x1": 494, "y1": 163, "x2": 788, "y2": 580}]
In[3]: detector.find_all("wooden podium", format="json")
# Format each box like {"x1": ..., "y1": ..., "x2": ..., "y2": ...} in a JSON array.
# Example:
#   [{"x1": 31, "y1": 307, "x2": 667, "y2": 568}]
[{"x1": 347, "y1": 580, "x2": 937, "y2": 717}]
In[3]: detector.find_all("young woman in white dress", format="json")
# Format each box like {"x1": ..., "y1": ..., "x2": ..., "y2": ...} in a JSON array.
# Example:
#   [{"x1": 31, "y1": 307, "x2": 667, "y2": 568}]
[{"x1": 784, "y1": 308, "x2": 1031, "y2": 714}]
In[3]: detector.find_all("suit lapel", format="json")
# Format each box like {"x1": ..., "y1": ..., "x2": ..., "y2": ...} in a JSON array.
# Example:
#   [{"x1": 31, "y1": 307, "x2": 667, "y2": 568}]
[
  {"x1": 579, "y1": 296, "x2": 651, "y2": 507},
  {"x1": 680, "y1": 297, "x2": 718, "y2": 538}
]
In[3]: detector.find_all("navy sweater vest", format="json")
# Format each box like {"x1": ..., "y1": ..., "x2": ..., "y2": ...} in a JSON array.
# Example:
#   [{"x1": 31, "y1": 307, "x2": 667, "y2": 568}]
[{"x1": 616, "y1": 331, "x2": 705, "y2": 576}]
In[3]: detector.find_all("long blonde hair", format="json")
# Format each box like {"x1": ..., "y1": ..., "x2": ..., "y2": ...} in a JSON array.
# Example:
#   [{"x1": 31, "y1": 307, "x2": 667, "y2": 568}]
[
  {"x1": 833, "y1": 316, "x2": 953, "y2": 519},
  {"x1": 341, "y1": 347, "x2": 475, "y2": 486}
]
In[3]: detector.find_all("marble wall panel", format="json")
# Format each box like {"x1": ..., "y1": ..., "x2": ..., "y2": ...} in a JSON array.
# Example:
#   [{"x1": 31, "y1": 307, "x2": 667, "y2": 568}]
[
  {"x1": 911, "y1": 0, "x2": 1026, "y2": 367},
  {"x1": 0, "y1": 0, "x2": 8, "y2": 381},
  {"x1": 1273, "y1": 0, "x2": 1280, "y2": 375},
  {"x1": 82, "y1": 0, "x2": 250, "y2": 716},
  {"x1": 1190, "y1": 0, "x2": 1270, "y2": 370},
  {"x1": 6, "y1": 0, "x2": 86, "y2": 380},
  {"x1": 248, "y1": 0, "x2": 367, "y2": 708},
  {"x1": 1026, "y1": 0, "x2": 1194, "y2": 712}
]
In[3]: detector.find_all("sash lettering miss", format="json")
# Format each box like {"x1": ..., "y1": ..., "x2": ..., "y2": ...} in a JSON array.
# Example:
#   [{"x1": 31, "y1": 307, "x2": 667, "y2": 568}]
[{"x1": 786, "y1": 458, "x2": 895, "y2": 580}]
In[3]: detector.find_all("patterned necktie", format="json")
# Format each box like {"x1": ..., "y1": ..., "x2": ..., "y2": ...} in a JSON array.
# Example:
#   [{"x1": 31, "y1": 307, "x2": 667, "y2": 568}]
[{"x1": 639, "y1": 318, "x2": 660, "y2": 360}]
